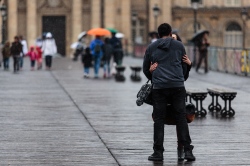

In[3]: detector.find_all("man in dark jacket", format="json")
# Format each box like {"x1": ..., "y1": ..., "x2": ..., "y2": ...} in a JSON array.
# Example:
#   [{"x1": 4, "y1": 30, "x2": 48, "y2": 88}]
[
  {"x1": 10, "y1": 36, "x2": 23, "y2": 73},
  {"x1": 109, "y1": 32, "x2": 123, "y2": 65},
  {"x1": 143, "y1": 23, "x2": 195, "y2": 161}
]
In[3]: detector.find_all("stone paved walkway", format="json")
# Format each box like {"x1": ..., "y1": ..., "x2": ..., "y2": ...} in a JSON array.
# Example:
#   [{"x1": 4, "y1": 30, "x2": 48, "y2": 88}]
[{"x1": 0, "y1": 56, "x2": 249, "y2": 165}]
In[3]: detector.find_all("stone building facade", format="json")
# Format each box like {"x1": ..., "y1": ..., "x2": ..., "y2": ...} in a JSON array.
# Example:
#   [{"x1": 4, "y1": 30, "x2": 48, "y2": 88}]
[{"x1": 0, "y1": 0, "x2": 249, "y2": 56}]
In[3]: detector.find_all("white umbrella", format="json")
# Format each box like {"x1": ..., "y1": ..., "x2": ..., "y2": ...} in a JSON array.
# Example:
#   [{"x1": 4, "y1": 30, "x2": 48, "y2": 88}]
[
  {"x1": 70, "y1": 42, "x2": 78, "y2": 49},
  {"x1": 78, "y1": 31, "x2": 87, "y2": 40},
  {"x1": 115, "y1": 32, "x2": 124, "y2": 38}
]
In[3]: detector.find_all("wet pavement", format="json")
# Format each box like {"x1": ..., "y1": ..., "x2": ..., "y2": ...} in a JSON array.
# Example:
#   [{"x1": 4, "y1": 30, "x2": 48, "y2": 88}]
[{"x1": 0, "y1": 56, "x2": 250, "y2": 166}]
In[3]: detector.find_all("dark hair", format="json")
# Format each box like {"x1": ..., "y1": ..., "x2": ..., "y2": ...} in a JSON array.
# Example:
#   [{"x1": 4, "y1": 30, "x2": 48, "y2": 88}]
[
  {"x1": 158, "y1": 23, "x2": 172, "y2": 38},
  {"x1": 172, "y1": 32, "x2": 182, "y2": 42},
  {"x1": 14, "y1": 36, "x2": 19, "y2": 40}
]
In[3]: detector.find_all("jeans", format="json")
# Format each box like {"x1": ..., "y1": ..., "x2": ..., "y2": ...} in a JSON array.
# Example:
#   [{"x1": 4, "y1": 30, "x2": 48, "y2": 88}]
[
  {"x1": 45, "y1": 55, "x2": 53, "y2": 68},
  {"x1": 31, "y1": 60, "x2": 36, "y2": 67},
  {"x1": 19, "y1": 56, "x2": 24, "y2": 69},
  {"x1": 93, "y1": 56, "x2": 101, "y2": 77},
  {"x1": 103, "y1": 60, "x2": 110, "y2": 75},
  {"x1": 152, "y1": 87, "x2": 192, "y2": 151},
  {"x1": 3, "y1": 58, "x2": 9, "y2": 69},
  {"x1": 84, "y1": 67, "x2": 89, "y2": 74}
]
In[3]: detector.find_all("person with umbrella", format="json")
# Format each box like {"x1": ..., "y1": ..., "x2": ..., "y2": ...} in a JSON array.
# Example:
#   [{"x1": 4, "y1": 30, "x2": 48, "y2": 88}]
[
  {"x1": 72, "y1": 32, "x2": 87, "y2": 61},
  {"x1": 192, "y1": 30, "x2": 210, "y2": 73}
]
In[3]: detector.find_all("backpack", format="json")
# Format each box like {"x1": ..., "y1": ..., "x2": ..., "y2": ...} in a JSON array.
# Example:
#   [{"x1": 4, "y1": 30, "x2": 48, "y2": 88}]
[{"x1": 94, "y1": 43, "x2": 101, "y2": 54}]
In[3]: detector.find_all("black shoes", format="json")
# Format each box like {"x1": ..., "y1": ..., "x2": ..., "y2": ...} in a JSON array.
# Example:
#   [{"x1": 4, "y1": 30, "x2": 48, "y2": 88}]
[
  {"x1": 148, "y1": 151, "x2": 163, "y2": 161},
  {"x1": 177, "y1": 148, "x2": 184, "y2": 161},
  {"x1": 184, "y1": 145, "x2": 196, "y2": 161}
]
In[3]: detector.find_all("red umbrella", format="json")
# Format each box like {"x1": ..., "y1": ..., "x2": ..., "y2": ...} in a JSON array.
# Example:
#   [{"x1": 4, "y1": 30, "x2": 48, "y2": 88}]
[{"x1": 87, "y1": 28, "x2": 111, "y2": 36}]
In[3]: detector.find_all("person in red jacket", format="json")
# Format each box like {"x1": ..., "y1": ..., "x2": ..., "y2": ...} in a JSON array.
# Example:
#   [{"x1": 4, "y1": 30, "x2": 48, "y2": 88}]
[
  {"x1": 26, "y1": 46, "x2": 38, "y2": 71},
  {"x1": 36, "y1": 46, "x2": 43, "y2": 70}
]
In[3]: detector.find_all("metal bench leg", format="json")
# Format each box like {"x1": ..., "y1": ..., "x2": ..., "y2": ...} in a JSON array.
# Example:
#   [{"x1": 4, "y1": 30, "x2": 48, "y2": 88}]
[
  {"x1": 228, "y1": 99, "x2": 235, "y2": 117},
  {"x1": 208, "y1": 93, "x2": 215, "y2": 112},
  {"x1": 200, "y1": 99, "x2": 207, "y2": 116},
  {"x1": 215, "y1": 95, "x2": 222, "y2": 112},
  {"x1": 221, "y1": 99, "x2": 228, "y2": 117}
]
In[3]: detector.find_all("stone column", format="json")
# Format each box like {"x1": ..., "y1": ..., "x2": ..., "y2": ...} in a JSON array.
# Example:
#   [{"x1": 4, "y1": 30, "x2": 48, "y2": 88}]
[
  {"x1": 91, "y1": 0, "x2": 101, "y2": 28},
  {"x1": 26, "y1": 0, "x2": 37, "y2": 47},
  {"x1": 104, "y1": 0, "x2": 115, "y2": 28},
  {"x1": 121, "y1": 0, "x2": 131, "y2": 54},
  {"x1": 8, "y1": 0, "x2": 18, "y2": 42},
  {"x1": 72, "y1": 0, "x2": 82, "y2": 43}
]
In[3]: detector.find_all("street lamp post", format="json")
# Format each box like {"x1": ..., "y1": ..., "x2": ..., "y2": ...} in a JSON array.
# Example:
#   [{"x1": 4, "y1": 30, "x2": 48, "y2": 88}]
[
  {"x1": 131, "y1": 11, "x2": 137, "y2": 56},
  {"x1": 191, "y1": 0, "x2": 199, "y2": 67},
  {"x1": 131, "y1": 11, "x2": 137, "y2": 43},
  {"x1": 0, "y1": 3, "x2": 7, "y2": 44},
  {"x1": 241, "y1": 8, "x2": 248, "y2": 50},
  {"x1": 152, "y1": 4, "x2": 160, "y2": 31}
]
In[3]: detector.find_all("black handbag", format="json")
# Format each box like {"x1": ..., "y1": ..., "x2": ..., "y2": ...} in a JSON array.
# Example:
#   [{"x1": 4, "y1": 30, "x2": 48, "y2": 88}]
[{"x1": 136, "y1": 80, "x2": 152, "y2": 106}]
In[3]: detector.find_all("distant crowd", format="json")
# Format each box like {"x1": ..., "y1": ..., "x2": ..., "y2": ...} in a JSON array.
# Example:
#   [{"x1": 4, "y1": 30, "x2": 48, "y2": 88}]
[
  {"x1": 73, "y1": 32, "x2": 123, "y2": 79},
  {"x1": 1, "y1": 32, "x2": 57, "y2": 73}
]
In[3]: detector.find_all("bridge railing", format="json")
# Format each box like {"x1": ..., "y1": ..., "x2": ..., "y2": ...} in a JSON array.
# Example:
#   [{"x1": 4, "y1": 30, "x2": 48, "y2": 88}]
[
  {"x1": 133, "y1": 44, "x2": 250, "y2": 77},
  {"x1": 185, "y1": 46, "x2": 250, "y2": 77}
]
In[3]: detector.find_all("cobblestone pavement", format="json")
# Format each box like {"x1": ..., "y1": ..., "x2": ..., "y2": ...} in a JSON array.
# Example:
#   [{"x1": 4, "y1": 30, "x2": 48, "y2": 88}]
[{"x1": 0, "y1": 56, "x2": 249, "y2": 166}]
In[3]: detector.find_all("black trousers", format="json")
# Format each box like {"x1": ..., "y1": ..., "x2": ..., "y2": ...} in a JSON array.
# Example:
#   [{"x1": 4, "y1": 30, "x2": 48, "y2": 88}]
[
  {"x1": 45, "y1": 55, "x2": 53, "y2": 68},
  {"x1": 13, "y1": 56, "x2": 19, "y2": 71},
  {"x1": 152, "y1": 87, "x2": 192, "y2": 152},
  {"x1": 3, "y1": 58, "x2": 9, "y2": 69},
  {"x1": 113, "y1": 51, "x2": 123, "y2": 66},
  {"x1": 196, "y1": 51, "x2": 208, "y2": 72}
]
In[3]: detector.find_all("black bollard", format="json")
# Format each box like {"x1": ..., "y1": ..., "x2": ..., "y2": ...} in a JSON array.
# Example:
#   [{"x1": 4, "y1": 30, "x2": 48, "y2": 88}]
[
  {"x1": 130, "y1": 66, "x2": 142, "y2": 82},
  {"x1": 115, "y1": 66, "x2": 126, "y2": 82}
]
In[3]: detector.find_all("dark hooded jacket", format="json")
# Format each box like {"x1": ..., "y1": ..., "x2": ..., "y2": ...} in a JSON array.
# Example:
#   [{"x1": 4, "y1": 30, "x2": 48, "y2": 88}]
[{"x1": 143, "y1": 37, "x2": 188, "y2": 89}]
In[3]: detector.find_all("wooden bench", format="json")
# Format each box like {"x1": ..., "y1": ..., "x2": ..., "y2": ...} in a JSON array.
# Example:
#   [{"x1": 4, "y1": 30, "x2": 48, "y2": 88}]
[
  {"x1": 186, "y1": 89, "x2": 208, "y2": 117},
  {"x1": 130, "y1": 66, "x2": 142, "y2": 82},
  {"x1": 115, "y1": 66, "x2": 126, "y2": 82},
  {"x1": 207, "y1": 88, "x2": 237, "y2": 117}
]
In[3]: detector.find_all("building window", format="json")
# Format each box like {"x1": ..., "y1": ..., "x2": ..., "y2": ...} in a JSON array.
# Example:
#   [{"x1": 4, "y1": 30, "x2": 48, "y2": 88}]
[
  {"x1": 131, "y1": 18, "x2": 146, "y2": 44},
  {"x1": 224, "y1": 0, "x2": 241, "y2": 7},
  {"x1": 224, "y1": 22, "x2": 242, "y2": 48}
]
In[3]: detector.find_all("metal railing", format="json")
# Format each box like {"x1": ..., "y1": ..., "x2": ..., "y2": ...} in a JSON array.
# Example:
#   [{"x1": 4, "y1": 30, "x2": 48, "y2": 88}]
[
  {"x1": 185, "y1": 46, "x2": 250, "y2": 77},
  {"x1": 133, "y1": 44, "x2": 250, "y2": 77}
]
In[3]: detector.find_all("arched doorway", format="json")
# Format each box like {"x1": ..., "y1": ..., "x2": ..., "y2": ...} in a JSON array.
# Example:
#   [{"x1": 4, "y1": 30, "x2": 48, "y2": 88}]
[{"x1": 42, "y1": 16, "x2": 66, "y2": 56}]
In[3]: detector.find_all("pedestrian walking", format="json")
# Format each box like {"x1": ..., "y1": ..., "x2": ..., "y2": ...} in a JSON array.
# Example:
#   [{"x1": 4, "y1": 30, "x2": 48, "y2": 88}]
[
  {"x1": 73, "y1": 38, "x2": 86, "y2": 61},
  {"x1": 103, "y1": 38, "x2": 113, "y2": 78},
  {"x1": 26, "y1": 46, "x2": 38, "y2": 71},
  {"x1": 19, "y1": 35, "x2": 28, "y2": 70},
  {"x1": 42, "y1": 32, "x2": 57, "y2": 70},
  {"x1": 143, "y1": 23, "x2": 195, "y2": 162},
  {"x1": 2, "y1": 41, "x2": 11, "y2": 70},
  {"x1": 196, "y1": 32, "x2": 210, "y2": 73},
  {"x1": 10, "y1": 36, "x2": 23, "y2": 73},
  {"x1": 36, "y1": 46, "x2": 42, "y2": 70},
  {"x1": 109, "y1": 32, "x2": 123, "y2": 65},
  {"x1": 81, "y1": 47, "x2": 92, "y2": 78},
  {"x1": 89, "y1": 35, "x2": 104, "y2": 78}
]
